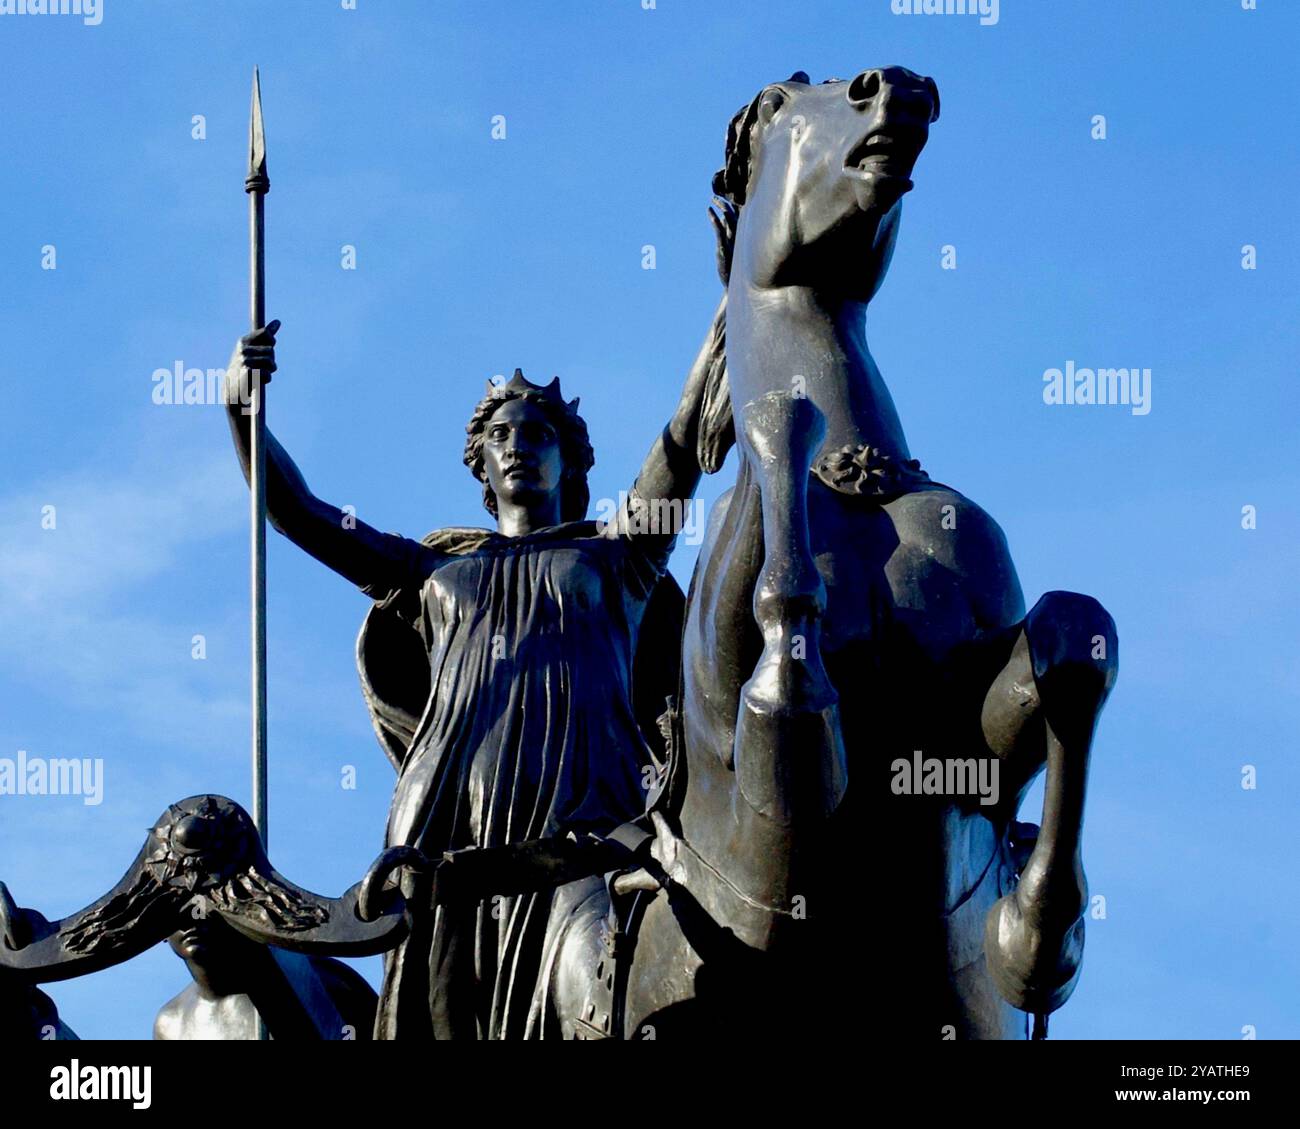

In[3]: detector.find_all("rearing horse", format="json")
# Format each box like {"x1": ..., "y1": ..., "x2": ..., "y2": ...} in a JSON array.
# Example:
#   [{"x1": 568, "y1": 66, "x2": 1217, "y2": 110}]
[{"x1": 543, "y1": 68, "x2": 1117, "y2": 1040}]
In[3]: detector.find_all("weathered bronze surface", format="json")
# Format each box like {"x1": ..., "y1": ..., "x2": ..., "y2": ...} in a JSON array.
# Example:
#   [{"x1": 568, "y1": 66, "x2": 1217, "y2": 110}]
[
  {"x1": 532, "y1": 68, "x2": 1117, "y2": 1041},
  {"x1": 0, "y1": 797, "x2": 408, "y2": 978},
  {"x1": 222, "y1": 295, "x2": 722, "y2": 1036},
  {"x1": 0, "y1": 66, "x2": 1116, "y2": 1042},
  {"x1": 155, "y1": 915, "x2": 377, "y2": 1041}
]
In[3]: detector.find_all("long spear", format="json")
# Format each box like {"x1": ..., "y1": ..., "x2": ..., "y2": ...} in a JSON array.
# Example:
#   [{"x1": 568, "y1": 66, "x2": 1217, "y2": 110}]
[{"x1": 245, "y1": 68, "x2": 270, "y2": 851}]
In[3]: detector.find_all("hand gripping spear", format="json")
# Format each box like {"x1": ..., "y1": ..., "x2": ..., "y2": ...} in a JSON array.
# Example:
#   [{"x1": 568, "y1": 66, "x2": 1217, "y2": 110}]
[{"x1": 245, "y1": 68, "x2": 270, "y2": 852}]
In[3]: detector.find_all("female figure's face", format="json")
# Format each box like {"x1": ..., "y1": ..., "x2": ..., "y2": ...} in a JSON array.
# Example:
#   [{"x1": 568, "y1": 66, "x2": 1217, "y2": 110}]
[{"x1": 481, "y1": 397, "x2": 565, "y2": 519}]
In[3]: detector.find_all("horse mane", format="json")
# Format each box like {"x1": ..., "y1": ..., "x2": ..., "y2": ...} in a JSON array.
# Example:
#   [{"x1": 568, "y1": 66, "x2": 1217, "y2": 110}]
[{"x1": 700, "y1": 71, "x2": 834, "y2": 473}]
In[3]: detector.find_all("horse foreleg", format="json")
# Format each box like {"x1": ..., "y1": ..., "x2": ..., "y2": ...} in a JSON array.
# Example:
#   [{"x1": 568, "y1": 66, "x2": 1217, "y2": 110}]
[
  {"x1": 980, "y1": 590, "x2": 1117, "y2": 1017},
  {"x1": 734, "y1": 391, "x2": 846, "y2": 825}
]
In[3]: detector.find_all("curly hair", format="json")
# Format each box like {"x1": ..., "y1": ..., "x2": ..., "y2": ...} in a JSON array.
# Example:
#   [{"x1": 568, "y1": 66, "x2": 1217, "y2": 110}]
[
  {"x1": 712, "y1": 71, "x2": 812, "y2": 207},
  {"x1": 462, "y1": 374, "x2": 595, "y2": 523}
]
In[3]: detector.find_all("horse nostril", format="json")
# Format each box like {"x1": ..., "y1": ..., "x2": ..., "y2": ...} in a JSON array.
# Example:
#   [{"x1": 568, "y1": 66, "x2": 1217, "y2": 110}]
[{"x1": 848, "y1": 70, "x2": 882, "y2": 105}]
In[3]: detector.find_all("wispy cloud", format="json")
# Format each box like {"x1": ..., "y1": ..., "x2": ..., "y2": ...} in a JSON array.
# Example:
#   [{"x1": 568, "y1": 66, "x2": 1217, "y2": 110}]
[{"x1": 0, "y1": 446, "x2": 249, "y2": 750}]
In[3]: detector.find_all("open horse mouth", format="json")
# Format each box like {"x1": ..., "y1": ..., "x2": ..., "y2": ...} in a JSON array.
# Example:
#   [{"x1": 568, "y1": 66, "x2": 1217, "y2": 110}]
[{"x1": 842, "y1": 128, "x2": 926, "y2": 183}]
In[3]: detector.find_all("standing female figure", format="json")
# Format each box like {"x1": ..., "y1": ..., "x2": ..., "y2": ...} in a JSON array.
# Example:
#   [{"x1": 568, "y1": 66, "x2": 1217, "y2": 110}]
[{"x1": 224, "y1": 307, "x2": 725, "y2": 1038}]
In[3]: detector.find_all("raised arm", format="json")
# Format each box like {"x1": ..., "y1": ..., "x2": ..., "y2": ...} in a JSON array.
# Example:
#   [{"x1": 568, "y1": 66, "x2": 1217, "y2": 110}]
[
  {"x1": 617, "y1": 292, "x2": 729, "y2": 558},
  {"x1": 224, "y1": 321, "x2": 435, "y2": 598},
  {"x1": 619, "y1": 198, "x2": 738, "y2": 553},
  {"x1": 637, "y1": 294, "x2": 724, "y2": 485}
]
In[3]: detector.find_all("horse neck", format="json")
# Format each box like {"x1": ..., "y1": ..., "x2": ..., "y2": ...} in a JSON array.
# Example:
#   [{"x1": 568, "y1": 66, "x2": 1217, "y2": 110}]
[{"x1": 726, "y1": 279, "x2": 912, "y2": 461}]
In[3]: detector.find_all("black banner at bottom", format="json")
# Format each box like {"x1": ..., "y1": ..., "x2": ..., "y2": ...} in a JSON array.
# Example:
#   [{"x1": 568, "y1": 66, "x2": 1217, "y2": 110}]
[{"x1": 0, "y1": 1038, "x2": 1289, "y2": 1116}]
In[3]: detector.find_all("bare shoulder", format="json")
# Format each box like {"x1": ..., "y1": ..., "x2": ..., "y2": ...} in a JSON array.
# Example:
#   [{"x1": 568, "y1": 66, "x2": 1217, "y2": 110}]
[{"x1": 152, "y1": 988, "x2": 192, "y2": 1040}]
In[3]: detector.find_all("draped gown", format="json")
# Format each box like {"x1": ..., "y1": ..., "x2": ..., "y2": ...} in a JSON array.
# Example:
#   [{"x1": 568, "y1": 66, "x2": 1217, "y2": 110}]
[{"x1": 351, "y1": 519, "x2": 677, "y2": 1039}]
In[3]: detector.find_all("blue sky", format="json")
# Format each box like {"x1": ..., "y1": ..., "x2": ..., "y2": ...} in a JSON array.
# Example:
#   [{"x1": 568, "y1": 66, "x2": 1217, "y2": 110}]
[{"x1": 1, "y1": 0, "x2": 1296, "y2": 1040}]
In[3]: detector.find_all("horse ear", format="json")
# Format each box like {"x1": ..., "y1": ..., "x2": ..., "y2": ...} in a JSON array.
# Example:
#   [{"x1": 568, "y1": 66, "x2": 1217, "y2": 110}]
[{"x1": 925, "y1": 76, "x2": 941, "y2": 123}]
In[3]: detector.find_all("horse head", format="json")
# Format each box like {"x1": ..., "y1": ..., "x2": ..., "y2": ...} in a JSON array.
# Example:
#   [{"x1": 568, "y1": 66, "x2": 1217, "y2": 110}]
[{"x1": 715, "y1": 67, "x2": 939, "y2": 301}]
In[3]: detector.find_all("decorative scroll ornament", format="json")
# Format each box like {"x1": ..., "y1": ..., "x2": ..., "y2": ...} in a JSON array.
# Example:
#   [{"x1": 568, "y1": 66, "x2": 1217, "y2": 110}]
[
  {"x1": 0, "y1": 795, "x2": 410, "y2": 985},
  {"x1": 812, "y1": 442, "x2": 930, "y2": 499},
  {"x1": 63, "y1": 796, "x2": 325, "y2": 957}
]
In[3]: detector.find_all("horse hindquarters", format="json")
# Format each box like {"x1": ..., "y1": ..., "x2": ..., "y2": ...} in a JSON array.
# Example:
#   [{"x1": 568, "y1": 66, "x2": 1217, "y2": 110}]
[{"x1": 809, "y1": 484, "x2": 1034, "y2": 1037}]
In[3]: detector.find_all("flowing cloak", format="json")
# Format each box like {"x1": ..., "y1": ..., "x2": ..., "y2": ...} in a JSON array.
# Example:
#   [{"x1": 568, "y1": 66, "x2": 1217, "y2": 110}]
[{"x1": 355, "y1": 520, "x2": 683, "y2": 1039}]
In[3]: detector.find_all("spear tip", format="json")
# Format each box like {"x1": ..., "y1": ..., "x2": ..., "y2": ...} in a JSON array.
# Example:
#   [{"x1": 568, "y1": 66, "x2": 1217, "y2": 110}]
[{"x1": 246, "y1": 65, "x2": 269, "y2": 194}]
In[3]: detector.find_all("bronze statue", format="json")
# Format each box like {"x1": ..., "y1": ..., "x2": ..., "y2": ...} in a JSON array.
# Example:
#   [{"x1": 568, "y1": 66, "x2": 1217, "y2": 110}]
[
  {"x1": 0, "y1": 796, "x2": 407, "y2": 1012},
  {"x1": 533, "y1": 68, "x2": 1118, "y2": 1040},
  {"x1": 223, "y1": 306, "x2": 726, "y2": 1037},
  {"x1": 155, "y1": 915, "x2": 377, "y2": 1040},
  {"x1": 0, "y1": 983, "x2": 77, "y2": 1041},
  {"x1": 0, "y1": 67, "x2": 1117, "y2": 1044}
]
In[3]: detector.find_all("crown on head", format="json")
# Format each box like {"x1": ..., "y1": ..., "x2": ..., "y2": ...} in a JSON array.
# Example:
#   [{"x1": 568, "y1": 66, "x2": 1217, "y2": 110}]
[{"x1": 486, "y1": 368, "x2": 581, "y2": 412}]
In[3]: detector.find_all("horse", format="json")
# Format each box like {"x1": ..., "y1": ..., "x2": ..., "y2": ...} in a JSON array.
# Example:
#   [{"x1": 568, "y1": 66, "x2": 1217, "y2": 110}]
[{"x1": 537, "y1": 67, "x2": 1118, "y2": 1041}]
